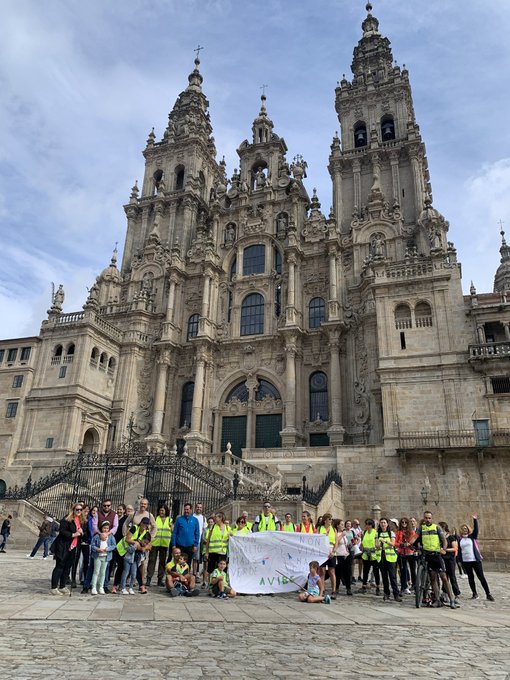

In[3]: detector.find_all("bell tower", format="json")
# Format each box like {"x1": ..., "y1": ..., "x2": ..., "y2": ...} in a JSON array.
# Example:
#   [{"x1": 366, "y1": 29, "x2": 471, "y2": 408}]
[{"x1": 329, "y1": 1, "x2": 448, "y2": 284}]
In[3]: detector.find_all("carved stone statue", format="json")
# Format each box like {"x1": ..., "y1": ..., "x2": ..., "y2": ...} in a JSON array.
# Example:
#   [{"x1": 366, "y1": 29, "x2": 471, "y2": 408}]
[
  {"x1": 225, "y1": 222, "x2": 236, "y2": 244},
  {"x1": 255, "y1": 167, "x2": 267, "y2": 189},
  {"x1": 53, "y1": 284, "x2": 65, "y2": 310}
]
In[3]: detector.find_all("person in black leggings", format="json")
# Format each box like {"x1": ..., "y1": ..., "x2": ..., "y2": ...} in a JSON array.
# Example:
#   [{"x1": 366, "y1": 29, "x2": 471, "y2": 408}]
[{"x1": 458, "y1": 513, "x2": 494, "y2": 601}]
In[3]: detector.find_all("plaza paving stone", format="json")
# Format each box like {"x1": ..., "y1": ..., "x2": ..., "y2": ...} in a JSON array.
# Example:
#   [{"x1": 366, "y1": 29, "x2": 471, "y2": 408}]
[{"x1": 0, "y1": 549, "x2": 509, "y2": 679}]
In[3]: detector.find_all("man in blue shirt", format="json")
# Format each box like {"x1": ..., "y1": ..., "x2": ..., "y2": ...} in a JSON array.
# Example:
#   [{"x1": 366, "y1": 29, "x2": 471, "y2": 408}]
[{"x1": 170, "y1": 503, "x2": 200, "y2": 563}]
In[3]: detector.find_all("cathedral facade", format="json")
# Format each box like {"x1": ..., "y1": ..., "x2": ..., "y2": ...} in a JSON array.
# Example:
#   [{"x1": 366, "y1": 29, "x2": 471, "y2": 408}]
[{"x1": 1, "y1": 6, "x2": 509, "y2": 557}]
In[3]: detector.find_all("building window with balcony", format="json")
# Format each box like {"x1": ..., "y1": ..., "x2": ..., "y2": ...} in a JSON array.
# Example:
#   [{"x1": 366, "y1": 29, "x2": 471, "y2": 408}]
[
  {"x1": 187, "y1": 313, "x2": 200, "y2": 340},
  {"x1": 309, "y1": 297, "x2": 326, "y2": 329},
  {"x1": 52, "y1": 345, "x2": 63, "y2": 365},
  {"x1": 415, "y1": 301, "x2": 433, "y2": 328},
  {"x1": 394, "y1": 303, "x2": 412, "y2": 329},
  {"x1": 6, "y1": 402, "x2": 18, "y2": 418},
  {"x1": 0, "y1": 349, "x2": 4, "y2": 363},
  {"x1": 240, "y1": 293, "x2": 264, "y2": 336},
  {"x1": 12, "y1": 375, "x2": 23, "y2": 388},
  {"x1": 243, "y1": 245, "x2": 265, "y2": 275}
]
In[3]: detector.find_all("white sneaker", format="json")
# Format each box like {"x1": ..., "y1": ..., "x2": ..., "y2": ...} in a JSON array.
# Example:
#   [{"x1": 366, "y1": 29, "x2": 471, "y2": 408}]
[
  {"x1": 128, "y1": 588, "x2": 135, "y2": 595},
  {"x1": 59, "y1": 587, "x2": 70, "y2": 595},
  {"x1": 98, "y1": 587, "x2": 105, "y2": 595},
  {"x1": 49, "y1": 588, "x2": 62, "y2": 596},
  {"x1": 121, "y1": 588, "x2": 129, "y2": 595},
  {"x1": 91, "y1": 588, "x2": 98, "y2": 595},
  {"x1": 26, "y1": 555, "x2": 34, "y2": 559},
  {"x1": 42, "y1": 556, "x2": 48, "y2": 560},
  {"x1": 403, "y1": 588, "x2": 411, "y2": 595}
]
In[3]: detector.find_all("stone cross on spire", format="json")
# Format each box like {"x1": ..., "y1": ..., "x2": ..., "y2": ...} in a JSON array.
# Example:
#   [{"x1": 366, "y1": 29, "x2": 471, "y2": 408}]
[
  {"x1": 260, "y1": 84, "x2": 268, "y2": 96},
  {"x1": 194, "y1": 44, "x2": 204, "y2": 60}
]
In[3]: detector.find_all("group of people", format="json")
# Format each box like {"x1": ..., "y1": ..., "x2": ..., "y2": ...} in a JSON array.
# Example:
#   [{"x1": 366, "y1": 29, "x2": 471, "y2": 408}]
[{"x1": 38, "y1": 497, "x2": 493, "y2": 608}]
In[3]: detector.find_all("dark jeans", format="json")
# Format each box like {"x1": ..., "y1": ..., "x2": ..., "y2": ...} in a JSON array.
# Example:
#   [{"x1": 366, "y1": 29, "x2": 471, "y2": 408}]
[
  {"x1": 443, "y1": 557, "x2": 461, "y2": 596},
  {"x1": 379, "y1": 559, "x2": 399, "y2": 598},
  {"x1": 51, "y1": 548, "x2": 77, "y2": 589},
  {"x1": 30, "y1": 536, "x2": 52, "y2": 558},
  {"x1": 335, "y1": 554, "x2": 352, "y2": 590},
  {"x1": 0, "y1": 533, "x2": 9, "y2": 550},
  {"x1": 147, "y1": 546, "x2": 168, "y2": 581},
  {"x1": 398, "y1": 554, "x2": 416, "y2": 590},
  {"x1": 462, "y1": 561, "x2": 491, "y2": 596},
  {"x1": 362, "y1": 559, "x2": 380, "y2": 587}
]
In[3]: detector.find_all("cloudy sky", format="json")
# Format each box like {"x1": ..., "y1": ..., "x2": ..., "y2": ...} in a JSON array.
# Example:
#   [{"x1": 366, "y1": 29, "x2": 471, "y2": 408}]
[{"x1": 1, "y1": 0, "x2": 510, "y2": 339}]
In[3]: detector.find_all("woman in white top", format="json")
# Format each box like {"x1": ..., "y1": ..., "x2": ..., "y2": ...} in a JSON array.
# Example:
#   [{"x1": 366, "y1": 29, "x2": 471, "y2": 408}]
[
  {"x1": 457, "y1": 513, "x2": 494, "y2": 601},
  {"x1": 333, "y1": 519, "x2": 353, "y2": 596}
]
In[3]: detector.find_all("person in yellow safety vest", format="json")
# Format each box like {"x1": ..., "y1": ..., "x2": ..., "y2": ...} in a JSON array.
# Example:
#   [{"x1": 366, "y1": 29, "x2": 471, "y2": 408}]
[
  {"x1": 376, "y1": 517, "x2": 402, "y2": 602},
  {"x1": 410, "y1": 510, "x2": 458, "y2": 609},
  {"x1": 280, "y1": 513, "x2": 296, "y2": 532},
  {"x1": 233, "y1": 516, "x2": 251, "y2": 535},
  {"x1": 253, "y1": 502, "x2": 279, "y2": 531},
  {"x1": 296, "y1": 510, "x2": 317, "y2": 534},
  {"x1": 360, "y1": 518, "x2": 381, "y2": 595},
  {"x1": 146, "y1": 504, "x2": 172, "y2": 587},
  {"x1": 201, "y1": 517, "x2": 214, "y2": 589},
  {"x1": 116, "y1": 518, "x2": 152, "y2": 593},
  {"x1": 205, "y1": 512, "x2": 232, "y2": 576},
  {"x1": 241, "y1": 511, "x2": 253, "y2": 531},
  {"x1": 318, "y1": 513, "x2": 338, "y2": 599}
]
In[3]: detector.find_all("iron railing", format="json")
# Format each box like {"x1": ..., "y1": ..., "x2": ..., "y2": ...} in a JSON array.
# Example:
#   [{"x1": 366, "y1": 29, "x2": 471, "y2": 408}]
[{"x1": 302, "y1": 469, "x2": 342, "y2": 505}]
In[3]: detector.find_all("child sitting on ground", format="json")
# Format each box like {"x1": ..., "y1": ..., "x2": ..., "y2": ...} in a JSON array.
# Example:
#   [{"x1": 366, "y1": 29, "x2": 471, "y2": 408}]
[
  {"x1": 165, "y1": 550, "x2": 199, "y2": 597},
  {"x1": 210, "y1": 558, "x2": 236, "y2": 599},
  {"x1": 298, "y1": 560, "x2": 331, "y2": 604}
]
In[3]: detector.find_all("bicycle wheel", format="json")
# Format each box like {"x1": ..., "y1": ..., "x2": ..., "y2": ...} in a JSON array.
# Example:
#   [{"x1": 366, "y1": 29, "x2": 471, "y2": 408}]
[{"x1": 415, "y1": 561, "x2": 426, "y2": 608}]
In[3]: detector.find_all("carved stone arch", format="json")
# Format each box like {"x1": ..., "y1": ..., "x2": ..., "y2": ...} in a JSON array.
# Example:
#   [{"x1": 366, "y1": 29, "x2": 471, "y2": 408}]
[
  {"x1": 354, "y1": 222, "x2": 398, "y2": 246},
  {"x1": 131, "y1": 262, "x2": 165, "y2": 284}
]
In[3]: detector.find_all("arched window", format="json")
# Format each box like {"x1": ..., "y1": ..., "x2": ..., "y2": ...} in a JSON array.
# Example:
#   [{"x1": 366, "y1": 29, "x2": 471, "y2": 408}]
[
  {"x1": 394, "y1": 303, "x2": 412, "y2": 329},
  {"x1": 99, "y1": 352, "x2": 107, "y2": 370},
  {"x1": 354, "y1": 121, "x2": 368, "y2": 148},
  {"x1": 309, "y1": 371, "x2": 329, "y2": 421},
  {"x1": 381, "y1": 115, "x2": 395, "y2": 141},
  {"x1": 229, "y1": 257, "x2": 237, "y2": 281},
  {"x1": 179, "y1": 382, "x2": 194, "y2": 428},
  {"x1": 415, "y1": 301, "x2": 433, "y2": 327},
  {"x1": 54, "y1": 345, "x2": 63, "y2": 357},
  {"x1": 274, "y1": 248, "x2": 282, "y2": 275},
  {"x1": 175, "y1": 165, "x2": 185, "y2": 190},
  {"x1": 90, "y1": 347, "x2": 99, "y2": 361},
  {"x1": 275, "y1": 284, "x2": 281, "y2": 318},
  {"x1": 66, "y1": 344, "x2": 75, "y2": 355},
  {"x1": 243, "y1": 245, "x2": 265, "y2": 275},
  {"x1": 309, "y1": 297, "x2": 326, "y2": 329},
  {"x1": 108, "y1": 357, "x2": 116, "y2": 373},
  {"x1": 153, "y1": 169, "x2": 164, "y2": 193},
  {"x1": 226, "y1": 382, "x2": 249, "y2": 402},
  {"x1": 187, "y1": 313, "x2": 200, "y2": 340},
  {"x1": 240, "y1": 293, "x2": 264, "y2": 336},
  {"x1": 255, "y1": 379, "x2": 281, "y2": 401}
]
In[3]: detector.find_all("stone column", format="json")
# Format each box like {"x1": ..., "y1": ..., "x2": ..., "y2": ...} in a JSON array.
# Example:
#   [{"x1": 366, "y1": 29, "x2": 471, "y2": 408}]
[
  {"x1": 152, "y1": 354, "x2": 169, "y2": 436},
  {"x1": 352, "y1": 159, "x2": 361, "y2": 210},
  {"x1": 190, "y1": 349, "x2": 206, "y2": 433},
  {"x1": 165, "y1": 277, "x2": 177, "y2": 323},
  {"x1": 504, "y1": 323, "x2": 510, "y2": 341},
  {"x1": 327, "y1": 330, "x2": 345, "y2": 445},
  {"x1": 328, "y1": 246, "x2": 339, "y2": 320},
  {"x1": 390, "y1": 151, "x2": 401, "y2": 204},
  {"x1": 201, "y1": 273, "x2": 211, "y2": 320},
  {"x1": 280, "y1": 336, "x2": 299, "y2": 446},
  {"x1": 409, "y1": 150, "x2": 424, "y2": 217}
]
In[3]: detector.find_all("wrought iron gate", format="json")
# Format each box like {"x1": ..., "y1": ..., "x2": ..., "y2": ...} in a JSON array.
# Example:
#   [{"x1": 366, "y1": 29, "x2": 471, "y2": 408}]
[{"x1": 4, "y1": 442, "x2": 234, "y2": 521}]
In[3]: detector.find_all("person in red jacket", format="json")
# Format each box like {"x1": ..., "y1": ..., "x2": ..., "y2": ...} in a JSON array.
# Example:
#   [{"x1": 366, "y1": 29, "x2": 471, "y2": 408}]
[{"x1": 394, "y1": 517, "x2": 417, "y2": 594}]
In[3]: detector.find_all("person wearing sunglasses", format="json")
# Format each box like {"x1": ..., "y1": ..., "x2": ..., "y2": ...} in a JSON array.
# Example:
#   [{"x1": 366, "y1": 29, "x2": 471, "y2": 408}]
[
  {"x1": 233, "y1": 516, "x2": 251, "y2": 535},
  {"x1": 49, "y1": 503, "x2": 84, "y2": 596},
  {"x1": 93, "y1": 499, "x2": 118, "y2": 537}
]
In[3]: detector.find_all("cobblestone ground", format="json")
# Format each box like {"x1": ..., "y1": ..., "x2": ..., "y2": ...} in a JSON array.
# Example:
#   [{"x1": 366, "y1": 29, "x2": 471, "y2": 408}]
[{"x1": 0, "y1": 550, "x2": 509, "y2": 679}]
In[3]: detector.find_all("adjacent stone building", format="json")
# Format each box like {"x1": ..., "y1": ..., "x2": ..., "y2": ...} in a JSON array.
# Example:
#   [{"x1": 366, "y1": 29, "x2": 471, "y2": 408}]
[{"x1": 1, "y1": 5, "x2": 509, "y2": 557}]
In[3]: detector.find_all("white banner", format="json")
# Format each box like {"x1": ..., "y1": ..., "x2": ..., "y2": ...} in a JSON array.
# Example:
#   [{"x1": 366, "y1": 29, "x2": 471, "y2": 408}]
[{"x1": 228, "y1": 531, "x2": 330, "y2": 594}]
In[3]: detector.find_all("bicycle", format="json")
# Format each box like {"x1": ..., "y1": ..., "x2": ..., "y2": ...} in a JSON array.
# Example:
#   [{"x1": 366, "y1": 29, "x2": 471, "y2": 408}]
[{"x1": 414, "y1": 549, "x2": 430, "y2": 608}]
